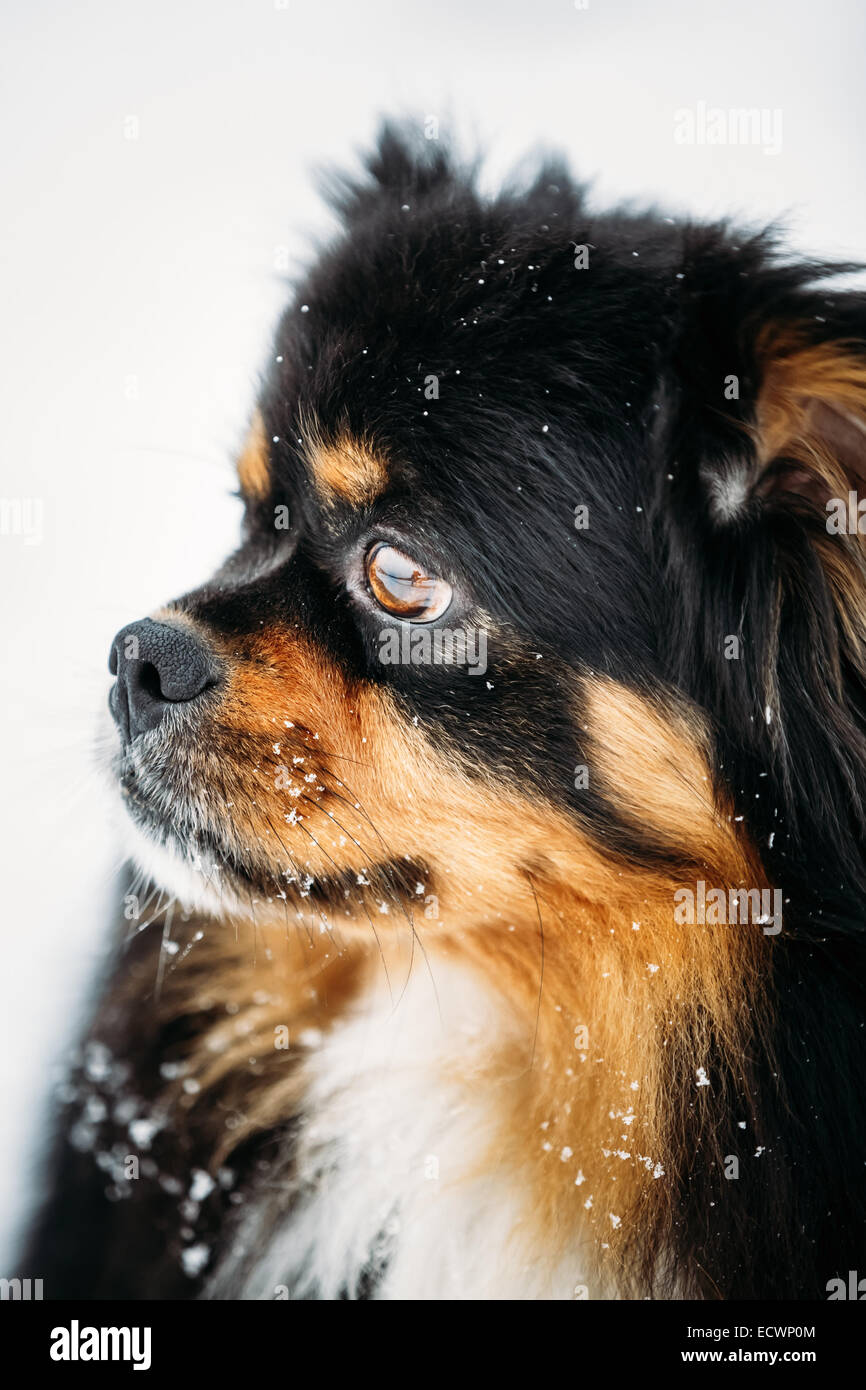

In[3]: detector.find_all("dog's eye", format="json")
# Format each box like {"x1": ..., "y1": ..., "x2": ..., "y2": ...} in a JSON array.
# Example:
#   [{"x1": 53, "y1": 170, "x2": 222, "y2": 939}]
[{"x1": 365, "y1": 542, "x2": 452, "y2": 621}]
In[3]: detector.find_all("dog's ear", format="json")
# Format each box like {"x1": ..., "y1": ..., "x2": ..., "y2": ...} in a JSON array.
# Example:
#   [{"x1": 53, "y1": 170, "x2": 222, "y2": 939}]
[
  {"x1": 718, "y1": 316, "x2": 866, "y2": 670},
  {"x1": 655, "y1": 232, "x2": 866, "y2": 535},
  {"x1": 657, "y1": 281, "x2": 866, "y2": 898},
  {"x1": 736, "y1": 323, "x2": 866, "y2": 526},
  {"x1": 660, "y1": 273, "x2": 866, "y2": 609}
]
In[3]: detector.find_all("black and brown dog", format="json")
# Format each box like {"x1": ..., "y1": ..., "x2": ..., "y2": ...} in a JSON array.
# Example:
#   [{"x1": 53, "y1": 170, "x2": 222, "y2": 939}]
[{"x1": 24, "y1": 124, "x2": 866, "y2": 1299}]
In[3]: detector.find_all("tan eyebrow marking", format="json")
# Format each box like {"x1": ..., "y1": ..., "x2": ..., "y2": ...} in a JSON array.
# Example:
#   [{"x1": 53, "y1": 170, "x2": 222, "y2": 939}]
[
  {"x1": 301, "y1": 421, "x2": 389, "y2": 506},
  {"x1": 236, "y1": 409, "x2": 271, "y2": 500}
]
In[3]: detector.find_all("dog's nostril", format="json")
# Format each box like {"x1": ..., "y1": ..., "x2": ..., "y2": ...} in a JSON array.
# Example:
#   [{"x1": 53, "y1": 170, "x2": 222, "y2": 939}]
[
  {"x1": 108, "y1": 617, "x2": 220, "y2": 743},
  {"x1": 138, "y1": 660, "x2": 166, "y2": 702}
]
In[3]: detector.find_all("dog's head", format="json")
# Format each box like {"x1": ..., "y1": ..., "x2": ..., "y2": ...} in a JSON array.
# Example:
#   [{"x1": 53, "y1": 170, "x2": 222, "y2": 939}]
[{"x1": 107, "y1": 125, "x2": 866, "y2": 945}]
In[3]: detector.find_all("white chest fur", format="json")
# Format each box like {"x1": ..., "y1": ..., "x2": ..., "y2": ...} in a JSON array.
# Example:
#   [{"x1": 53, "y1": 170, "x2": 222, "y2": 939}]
[{"x1": 209, "y1": 958, "x2": 590, "y2": 1300}]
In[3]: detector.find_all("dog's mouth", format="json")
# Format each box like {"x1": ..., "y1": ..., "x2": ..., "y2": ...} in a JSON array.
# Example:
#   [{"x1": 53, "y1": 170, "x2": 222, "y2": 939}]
[{"x1": 111, "y1": 730, "x2": 431, "y2": 928}]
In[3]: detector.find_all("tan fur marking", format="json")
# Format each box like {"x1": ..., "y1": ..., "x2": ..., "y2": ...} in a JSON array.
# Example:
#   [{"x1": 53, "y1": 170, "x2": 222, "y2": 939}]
[
  {"x1": 302, "y1": 426, "x2": 388, "y2": 505},
  {"x1": 584, "y1": 681, "x2": 724, "y2": 858},
  {"x1": 236, "y1": 409, "x2": 271, "y2": 500}
]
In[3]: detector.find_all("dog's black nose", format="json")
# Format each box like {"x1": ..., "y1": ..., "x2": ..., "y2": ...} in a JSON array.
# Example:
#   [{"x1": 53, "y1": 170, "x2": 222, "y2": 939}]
[{"x1": 109, "y1": 617, "x2": 219, "y2": 743}]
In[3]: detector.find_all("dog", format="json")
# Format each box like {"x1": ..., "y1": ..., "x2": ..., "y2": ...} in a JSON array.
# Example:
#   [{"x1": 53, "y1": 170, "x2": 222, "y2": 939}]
[{"x1": 23, "y1": 124, "x2": 866, "y2": 1300}]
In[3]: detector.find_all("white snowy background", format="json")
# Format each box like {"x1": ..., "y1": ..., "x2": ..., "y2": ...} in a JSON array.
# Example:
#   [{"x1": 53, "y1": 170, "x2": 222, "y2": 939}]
[{"x1": 1, "y1": 0, "x2": 864, "y2": 1268}]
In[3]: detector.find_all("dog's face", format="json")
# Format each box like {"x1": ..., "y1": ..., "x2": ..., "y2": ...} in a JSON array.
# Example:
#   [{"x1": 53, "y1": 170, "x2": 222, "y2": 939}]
[{"x1": 107, "y1": 130, "x2": 866, "y2": 943}]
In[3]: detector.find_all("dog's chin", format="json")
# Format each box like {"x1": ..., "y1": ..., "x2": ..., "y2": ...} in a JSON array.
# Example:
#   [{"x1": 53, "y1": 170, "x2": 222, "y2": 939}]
[
  {"x1": 104, "y1": 715, "x2": 256, "y2": 919},
  {"x1": 117, "y1": 805, "x2": 250, "y2": 919}
]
